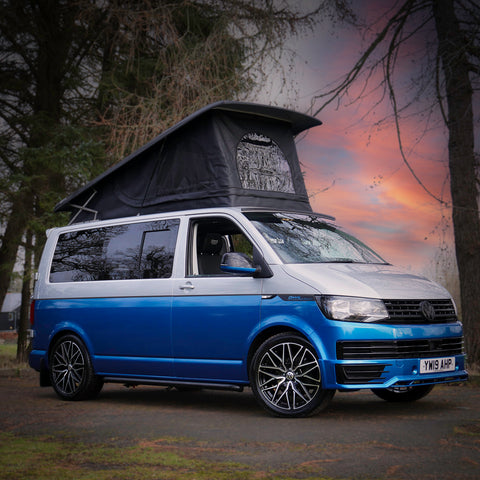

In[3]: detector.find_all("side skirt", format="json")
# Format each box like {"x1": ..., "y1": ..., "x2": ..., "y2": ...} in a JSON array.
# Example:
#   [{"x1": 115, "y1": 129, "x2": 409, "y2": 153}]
[{"x1": 103, "y1": 376, "x2": 244, "y2": 392}]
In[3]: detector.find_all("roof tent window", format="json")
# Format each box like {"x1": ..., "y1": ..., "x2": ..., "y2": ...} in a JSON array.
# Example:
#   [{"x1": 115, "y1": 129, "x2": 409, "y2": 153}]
[{"x1": 236, "y1": 133, "x2": 295, "y2": 193}]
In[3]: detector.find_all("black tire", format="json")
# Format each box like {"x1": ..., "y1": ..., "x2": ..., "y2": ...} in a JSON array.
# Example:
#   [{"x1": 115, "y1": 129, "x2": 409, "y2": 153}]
[
  {"x1": 49, "y1": 334, "x2": 103, "y2": 401},
  {"x1": 371, "y1": 384, "x2": 434, "y2": 402},
  {"x1": 250, "y1": 333, "x2": 335, "y2": 417}
]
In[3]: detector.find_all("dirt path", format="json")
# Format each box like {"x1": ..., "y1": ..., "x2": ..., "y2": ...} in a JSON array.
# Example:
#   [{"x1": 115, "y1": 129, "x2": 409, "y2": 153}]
[{"x1": 1, "y1": 369, "x2": 479, "y2": 479}]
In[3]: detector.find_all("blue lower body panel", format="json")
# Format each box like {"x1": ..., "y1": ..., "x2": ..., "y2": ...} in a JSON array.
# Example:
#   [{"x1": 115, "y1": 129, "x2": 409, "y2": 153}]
[
  {"x1": 323, "y1": 356, "x2": 468, "y2": 390},
  {"x1": 29, "y1": 295, "x2": 468, "y2": 390},
  {"x1": 317, "y1": 321, "x2": 468, "y2": 389}
]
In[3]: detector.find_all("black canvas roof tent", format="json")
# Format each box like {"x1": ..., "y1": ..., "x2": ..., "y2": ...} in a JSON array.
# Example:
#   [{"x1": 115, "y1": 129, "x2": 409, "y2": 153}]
[{"x1": 56, "y1": 101, "x2": 322, "y2": 224}]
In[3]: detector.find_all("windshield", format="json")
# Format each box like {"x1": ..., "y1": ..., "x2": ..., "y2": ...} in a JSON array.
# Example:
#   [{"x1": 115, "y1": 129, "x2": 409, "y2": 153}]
[{"x1": 244, "y1": 212, "x2": 387, "y2": 265}]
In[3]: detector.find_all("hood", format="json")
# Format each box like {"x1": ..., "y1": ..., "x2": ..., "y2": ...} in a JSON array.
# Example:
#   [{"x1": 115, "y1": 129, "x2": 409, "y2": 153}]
[{"x1": 283, "y1": 263, "x2": 451, "y2": 299}]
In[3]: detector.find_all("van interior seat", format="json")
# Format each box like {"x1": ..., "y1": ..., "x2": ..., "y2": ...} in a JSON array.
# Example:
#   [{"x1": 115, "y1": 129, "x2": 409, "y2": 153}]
[{"x1": 198, "y1": 233, "x2": 227, "y2": 275}]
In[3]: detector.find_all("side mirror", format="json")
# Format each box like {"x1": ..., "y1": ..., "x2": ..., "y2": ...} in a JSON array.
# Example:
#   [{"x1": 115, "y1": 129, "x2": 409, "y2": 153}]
[{"x1": 220, "y1": 252, "x2": 258, "y2": 276}]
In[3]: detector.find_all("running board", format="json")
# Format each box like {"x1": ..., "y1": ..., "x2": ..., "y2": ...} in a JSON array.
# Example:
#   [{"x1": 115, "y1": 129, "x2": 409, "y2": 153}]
[{"x1": 103, "y1": 376, "x2": 244, "y2": 392}]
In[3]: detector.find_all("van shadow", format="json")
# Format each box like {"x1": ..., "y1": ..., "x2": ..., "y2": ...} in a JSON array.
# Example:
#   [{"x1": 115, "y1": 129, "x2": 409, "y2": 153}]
[
  {"x1": 95, "y1": 383, "x2": 454, "y2": 419},
  {"x1": 97, "y1": 383, "x2": 262, "y2": 415}
]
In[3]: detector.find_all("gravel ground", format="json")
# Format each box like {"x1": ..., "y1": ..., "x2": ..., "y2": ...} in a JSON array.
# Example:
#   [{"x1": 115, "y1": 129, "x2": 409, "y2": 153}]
[{"x1": 1, "y1": 367, "x2": 479, "y2": 479}]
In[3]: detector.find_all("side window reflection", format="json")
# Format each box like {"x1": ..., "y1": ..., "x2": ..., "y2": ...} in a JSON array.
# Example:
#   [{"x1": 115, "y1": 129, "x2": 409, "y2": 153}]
[{"x1": 50, "y1": 219, "x2": 179, "y2": 282}]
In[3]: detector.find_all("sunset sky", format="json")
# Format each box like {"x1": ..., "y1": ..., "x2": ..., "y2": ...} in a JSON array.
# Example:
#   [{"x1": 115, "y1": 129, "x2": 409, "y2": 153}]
[{"x1": 269, "y1": 1, "x2": 468, "y2": 277}]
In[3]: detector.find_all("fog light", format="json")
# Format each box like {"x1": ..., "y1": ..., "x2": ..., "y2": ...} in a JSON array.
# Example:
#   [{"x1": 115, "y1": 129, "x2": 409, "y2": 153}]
[{"x1": 412, "y1": 367, "x2": 418, "y2": 375}]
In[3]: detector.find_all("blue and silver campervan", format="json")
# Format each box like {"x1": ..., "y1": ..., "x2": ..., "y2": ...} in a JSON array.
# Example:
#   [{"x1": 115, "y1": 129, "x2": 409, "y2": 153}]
[{"x1": 29, "y1": 103, "x2": 468, "y2": 417}]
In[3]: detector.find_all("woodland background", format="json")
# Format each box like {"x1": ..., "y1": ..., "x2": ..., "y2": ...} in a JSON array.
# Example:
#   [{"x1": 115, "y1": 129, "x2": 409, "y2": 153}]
[{"x1": 0, "y1": 0, "x2": 478, "y2": 364}]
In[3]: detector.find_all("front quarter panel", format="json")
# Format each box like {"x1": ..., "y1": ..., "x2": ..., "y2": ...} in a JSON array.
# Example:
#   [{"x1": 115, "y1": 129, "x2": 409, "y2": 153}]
[{"x1": 259, "y1": 295, "x2": 331, "y2": 363}]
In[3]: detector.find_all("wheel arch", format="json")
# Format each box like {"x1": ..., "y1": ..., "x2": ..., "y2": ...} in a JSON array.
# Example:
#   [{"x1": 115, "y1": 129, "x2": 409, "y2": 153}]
[
  {"x1": 47, "y1": 326, "x2": 93, "y2": 369},
  {"x1": 247, "y1": 326, "x2": 307, "y2": 380}
]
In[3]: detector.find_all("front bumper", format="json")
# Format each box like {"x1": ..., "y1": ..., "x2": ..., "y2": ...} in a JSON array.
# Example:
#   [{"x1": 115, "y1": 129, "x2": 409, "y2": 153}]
[{"x1": 322, "y1": 355, "x2": 468, "y2": 390}]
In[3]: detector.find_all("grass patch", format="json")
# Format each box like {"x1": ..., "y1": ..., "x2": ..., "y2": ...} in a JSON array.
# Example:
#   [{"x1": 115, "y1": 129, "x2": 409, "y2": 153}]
[
  {"x1": 0, "y1": 342, "x2": 29, "y2": 374},
  {"x1": 0, "y1": 343, "x2": 18, "y2": 368},
  {"x1": 0, "y1": 432, "x2": 336, "y2": 480}
]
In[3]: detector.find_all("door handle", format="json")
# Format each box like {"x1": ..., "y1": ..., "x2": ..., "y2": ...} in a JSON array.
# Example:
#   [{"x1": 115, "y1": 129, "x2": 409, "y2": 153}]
[{"x1": 179, "y1": 282, "x2": 195, "y2": 290}]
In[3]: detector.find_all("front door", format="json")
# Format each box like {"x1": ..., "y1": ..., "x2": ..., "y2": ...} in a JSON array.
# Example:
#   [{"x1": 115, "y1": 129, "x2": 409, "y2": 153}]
[{"x1": 171, "y1": 216, "x2": 263, "y2": 383}]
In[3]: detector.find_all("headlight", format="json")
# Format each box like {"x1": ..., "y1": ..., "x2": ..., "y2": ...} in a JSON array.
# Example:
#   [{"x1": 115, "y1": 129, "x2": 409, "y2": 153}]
[{"x1": 316, "y1": 295, "x2": 389, "y2": 323}]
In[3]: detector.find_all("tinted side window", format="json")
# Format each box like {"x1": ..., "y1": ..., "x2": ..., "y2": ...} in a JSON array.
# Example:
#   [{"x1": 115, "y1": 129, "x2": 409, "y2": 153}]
[
  {"x1": 140, "y1": 229, "x2": 178, "y2": 279},
  {"x1": 189, "y1": 217, "x2": 254, "y2": 276},
  {"x1": 50, "y1": 219, "x2": 179, "y2": 282}
]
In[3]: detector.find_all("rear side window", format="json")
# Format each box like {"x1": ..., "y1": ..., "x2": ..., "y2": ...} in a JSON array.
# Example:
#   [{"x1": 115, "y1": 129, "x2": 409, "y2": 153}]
[{"x1": 49, "y1": 219, "x2": 179, "y2": 282}]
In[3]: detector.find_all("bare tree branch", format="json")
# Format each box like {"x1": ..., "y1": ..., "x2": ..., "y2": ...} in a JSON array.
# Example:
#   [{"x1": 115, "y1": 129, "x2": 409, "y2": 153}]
[{"x1": 384, "y1": 8, "x2": 447, "y2": 205}]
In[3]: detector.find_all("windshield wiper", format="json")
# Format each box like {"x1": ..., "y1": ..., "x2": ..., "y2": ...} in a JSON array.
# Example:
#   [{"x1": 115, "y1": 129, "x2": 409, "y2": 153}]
[
  {"x1": 324, "y1": 258, "x2": 358, "y2": 263},
  {"x1": 325, "y1": 259, "x2": 390, "y2": 265}
]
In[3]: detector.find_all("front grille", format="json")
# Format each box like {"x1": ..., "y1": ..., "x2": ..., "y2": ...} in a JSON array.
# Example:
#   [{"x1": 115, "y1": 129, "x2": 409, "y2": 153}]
[
  {"x1": 336, "y1": 364, "x2": 389, "y2": 384},
  {"x1": 337, "y1": 337, "x2": 464, "y2": 360},
  {"x1": 383, "y1": 299, "x2": 457, "y2": 324}
]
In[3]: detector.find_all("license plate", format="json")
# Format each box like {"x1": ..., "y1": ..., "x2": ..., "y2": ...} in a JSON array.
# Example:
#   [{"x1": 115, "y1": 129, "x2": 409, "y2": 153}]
[{"x1": 420, "y1": 357, "x2": 455, "y2": 374}]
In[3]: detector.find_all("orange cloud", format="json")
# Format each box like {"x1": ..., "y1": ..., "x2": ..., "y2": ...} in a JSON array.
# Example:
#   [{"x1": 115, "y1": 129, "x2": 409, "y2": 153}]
[
  {"x1": 298, "y1": 106, "x2": 452, "y2": 274},
  {"x1": 284, "y1": 1, "x2": 457, "y2": 277}
]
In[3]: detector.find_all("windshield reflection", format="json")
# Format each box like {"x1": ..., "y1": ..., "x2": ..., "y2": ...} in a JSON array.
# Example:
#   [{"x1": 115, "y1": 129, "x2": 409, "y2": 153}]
[{"x1": 245, "y1": 212, "x2": 387, "y2": 265}]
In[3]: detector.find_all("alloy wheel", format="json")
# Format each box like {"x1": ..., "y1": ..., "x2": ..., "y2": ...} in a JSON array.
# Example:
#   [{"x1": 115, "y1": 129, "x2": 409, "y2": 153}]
[
  {"x1": 51, "y1": 339, "x2": 86, "y2": 396},
  {"x1": 256, "y1": 340, "x2": 321, "y2": 412}
]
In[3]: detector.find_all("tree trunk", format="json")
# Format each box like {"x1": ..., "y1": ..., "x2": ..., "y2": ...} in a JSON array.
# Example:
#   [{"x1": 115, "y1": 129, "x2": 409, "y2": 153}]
[
  {"x1": 433, "y1": 0, "x2": 480, "y2": 365},
  {"x1": 17, "y1": 230, "x2": 33, "y2": 363},
  {"x1": 6, "y1": 1, "x2": 75, "y2": 358},
  {"x1": 0, "y1": 189, "x2": 31, "y2": 307}
]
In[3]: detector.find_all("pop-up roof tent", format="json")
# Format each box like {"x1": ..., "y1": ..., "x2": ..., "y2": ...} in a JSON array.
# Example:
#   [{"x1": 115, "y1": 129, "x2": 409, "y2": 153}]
[{"x1": 55, "y1": 101, "x2": 322, "y2": 224}]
